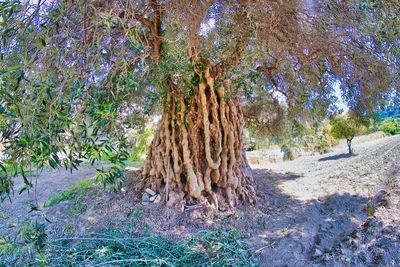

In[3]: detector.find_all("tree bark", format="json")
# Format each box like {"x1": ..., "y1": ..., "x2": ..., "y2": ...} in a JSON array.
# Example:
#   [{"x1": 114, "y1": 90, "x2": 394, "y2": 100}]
[
  {"x1": 347, "y1": 138, "x2": 353, "y2": 154},
  {"x1": 141, "y1": 66, "x2": 256, "y2": 211}
]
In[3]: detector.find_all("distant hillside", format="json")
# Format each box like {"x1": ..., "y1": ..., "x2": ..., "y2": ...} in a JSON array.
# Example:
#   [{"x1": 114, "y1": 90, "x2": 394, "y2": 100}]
[{"x1": 376, "y1": 108, "x2": 400, "y2": 121}]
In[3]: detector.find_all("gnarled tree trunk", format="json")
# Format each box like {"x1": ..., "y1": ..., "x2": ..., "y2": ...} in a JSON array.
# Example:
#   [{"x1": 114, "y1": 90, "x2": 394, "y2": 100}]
[{"x1": 141, "y1": 66, "x2": 256, "y2": 211}]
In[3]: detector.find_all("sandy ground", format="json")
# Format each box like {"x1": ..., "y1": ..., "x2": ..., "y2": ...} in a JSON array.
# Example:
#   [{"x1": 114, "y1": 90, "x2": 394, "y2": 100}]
[
  {"x1": 1, "y1": 134, "x2": 399, "y2": 266},
  {"x1": 261, "y1": 134, "x2": 400, "y2": 201},
  {"x1": 248, "y1": 134, "x2": 400, "y2": 265}
]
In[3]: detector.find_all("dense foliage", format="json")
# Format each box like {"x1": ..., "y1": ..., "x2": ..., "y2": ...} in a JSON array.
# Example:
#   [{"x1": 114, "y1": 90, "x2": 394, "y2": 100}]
[{"x1": 379, "y1": 118, "x2": 400, "y2": 135}]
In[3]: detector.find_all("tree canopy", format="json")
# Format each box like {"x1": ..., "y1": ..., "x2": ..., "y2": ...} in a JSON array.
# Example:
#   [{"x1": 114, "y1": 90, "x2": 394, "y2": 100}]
[{"x1": 1, "y1": 0, "x2": 399, "y2": 204}]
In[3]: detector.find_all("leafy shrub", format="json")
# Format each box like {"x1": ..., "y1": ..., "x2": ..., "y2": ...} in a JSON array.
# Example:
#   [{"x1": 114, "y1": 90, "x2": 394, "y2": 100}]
[
  {"x1": 281, "y1": 144, "x2": 294, "y2": 161},
  {"x1": 379, "y1": 118, "x2": 400, "y2": 135},
  {"x1": 314, "y1": 140, "x2": 331, "y2": 154},
  {"x1": 1, "y1": 221, "x2": 48, "y2": 266},
  {"x1": 18, "y1": 222, "x2": 47, "y2": 250}
]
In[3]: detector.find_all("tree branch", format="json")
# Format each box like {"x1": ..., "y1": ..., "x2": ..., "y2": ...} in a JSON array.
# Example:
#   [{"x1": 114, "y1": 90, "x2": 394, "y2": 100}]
[
  {"x1": 131, "y1": 12, "x2": 153, "y2": 29},
  {"x1": 217, "y1": 1, "x2": 251, "y2": 76}
]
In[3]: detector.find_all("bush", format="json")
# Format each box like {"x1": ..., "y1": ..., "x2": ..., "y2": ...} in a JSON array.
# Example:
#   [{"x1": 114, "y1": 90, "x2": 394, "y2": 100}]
[
  {"x1": 314, "y1": 140, "x2": 331, "y2": 154},
  {"x1": 281, "y1": 143, "x2": 294, "y2": 161},
  {"x1": 379, "y1": 118, "x2": 400, "y2": 135},
  {"x1": 1, "y1": 221, "x2": 48, "y2": 266}
]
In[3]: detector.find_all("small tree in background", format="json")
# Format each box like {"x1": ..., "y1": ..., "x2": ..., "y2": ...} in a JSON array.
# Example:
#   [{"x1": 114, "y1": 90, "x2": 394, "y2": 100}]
[{"x1": 330, "y1": 116, "x2": 364, "y2": 154}]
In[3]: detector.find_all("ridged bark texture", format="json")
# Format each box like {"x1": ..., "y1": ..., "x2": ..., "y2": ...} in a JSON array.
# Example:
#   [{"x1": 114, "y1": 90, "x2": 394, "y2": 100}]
[{"x1": 141, "y1": 66, "x2": 256, "y2": 211}]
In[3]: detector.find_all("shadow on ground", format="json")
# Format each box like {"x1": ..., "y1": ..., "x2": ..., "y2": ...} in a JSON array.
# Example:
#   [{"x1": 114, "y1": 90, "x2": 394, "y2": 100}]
[
  {"x1": 318, "y1": 153, "x2": 356, "y2": 162},
  {"x1": 233, "y1": 169, "x2": 372, "y2": 266}
]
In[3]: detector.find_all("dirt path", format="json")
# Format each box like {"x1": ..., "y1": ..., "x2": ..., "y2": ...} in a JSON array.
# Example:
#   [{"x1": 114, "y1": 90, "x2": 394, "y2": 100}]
[
  {"x1": 247, "y1": 135, "x2": 400, "y2": 265},
  {"x1": 262, "y1": 135, "x2": 400, "y2": 201}
]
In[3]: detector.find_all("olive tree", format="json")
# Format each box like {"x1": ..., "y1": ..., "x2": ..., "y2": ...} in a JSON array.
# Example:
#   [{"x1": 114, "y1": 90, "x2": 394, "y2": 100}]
[
  {"x1": 330, "y1": 116, "x2": 364, "y2": 154},
  {"x1": 0, "y1": 0, "x2": 399, "y2": 209}
]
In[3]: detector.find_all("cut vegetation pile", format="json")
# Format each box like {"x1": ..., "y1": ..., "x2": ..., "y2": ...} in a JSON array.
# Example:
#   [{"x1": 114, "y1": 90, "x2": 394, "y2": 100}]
[{"x1": 1, "y1": 229, "x2": 252, "y2": 266}]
